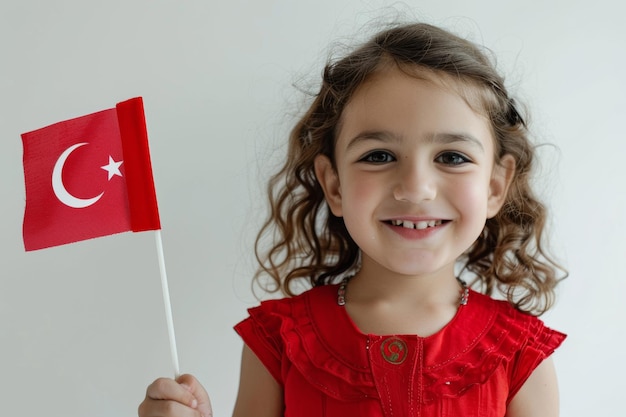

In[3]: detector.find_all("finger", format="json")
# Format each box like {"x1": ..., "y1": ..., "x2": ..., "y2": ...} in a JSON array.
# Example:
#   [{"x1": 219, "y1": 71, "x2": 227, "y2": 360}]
[
  {"x1": 138, "y1": 397, "x2": 201, "y2": 417},
  {"x1": 177, "y1": 374, "x2": 213, "y2": 417},
  {"x1": 146, "y1": 377, "x2": 198, "y2": 409}
]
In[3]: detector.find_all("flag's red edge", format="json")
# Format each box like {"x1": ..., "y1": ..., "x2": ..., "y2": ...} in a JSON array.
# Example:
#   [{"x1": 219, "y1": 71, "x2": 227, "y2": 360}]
[{"x1": 116, "y1": 97, "x2": 161, "y2": 231}]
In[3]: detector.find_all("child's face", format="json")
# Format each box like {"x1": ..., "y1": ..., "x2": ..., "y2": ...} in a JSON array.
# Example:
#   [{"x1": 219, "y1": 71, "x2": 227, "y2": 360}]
[{"x1": 315, "y1": 67, "x2": 513, "y2": 279}]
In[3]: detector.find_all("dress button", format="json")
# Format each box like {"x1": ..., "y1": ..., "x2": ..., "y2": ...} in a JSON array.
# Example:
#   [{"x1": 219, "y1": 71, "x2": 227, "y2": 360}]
[{"x1": 380, "y1": 336, "x2": 408, "y2": 364}]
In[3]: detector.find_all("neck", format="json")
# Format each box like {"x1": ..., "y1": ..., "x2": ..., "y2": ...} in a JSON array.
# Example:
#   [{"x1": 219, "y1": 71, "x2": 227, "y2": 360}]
[
  {"x1": 337, "y1": 260, "x2": 468, "y2": 336},
  {"x1": 345, "y1": 260, "x2": 463, "y2": 309}
]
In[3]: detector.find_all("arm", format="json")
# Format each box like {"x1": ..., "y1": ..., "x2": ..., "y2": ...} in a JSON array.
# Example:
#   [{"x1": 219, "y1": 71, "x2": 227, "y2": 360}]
[
  {"x1": 506, "y1": 357, "x2": 560, "y2": 417},
  {"x1": 232, "y1": 344, "x2": 284, "y2": 417}
]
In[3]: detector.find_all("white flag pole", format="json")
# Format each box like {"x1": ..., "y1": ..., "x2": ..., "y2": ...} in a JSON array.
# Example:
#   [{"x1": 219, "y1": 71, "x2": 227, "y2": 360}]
[{"x1": 154, "y1": 229, "x2": 181, "y2": 378}]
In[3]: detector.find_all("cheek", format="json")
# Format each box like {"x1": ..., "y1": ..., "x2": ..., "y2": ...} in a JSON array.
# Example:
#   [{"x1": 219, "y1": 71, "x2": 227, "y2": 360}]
[
  {"x1": 341, "y1": 174, "x2": 381, "y2": 206},
  {"x1": 450, "y1": 177, "x2": 491, "y2": 212}
]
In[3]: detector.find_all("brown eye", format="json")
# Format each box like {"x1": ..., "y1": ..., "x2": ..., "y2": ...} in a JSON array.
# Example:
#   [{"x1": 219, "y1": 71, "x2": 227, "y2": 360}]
[
  {"x1": 435, "y1": 152, "x2": 470, "y2": 166},
  {"x1": 360, "y1": 151, "x2": 395, "y2": 164}
]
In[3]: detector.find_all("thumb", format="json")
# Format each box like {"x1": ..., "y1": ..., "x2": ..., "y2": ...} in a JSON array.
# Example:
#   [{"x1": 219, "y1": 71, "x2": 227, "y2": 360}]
[{"x1": 177, "y1": 374, "x2": 213, "y2": 417}]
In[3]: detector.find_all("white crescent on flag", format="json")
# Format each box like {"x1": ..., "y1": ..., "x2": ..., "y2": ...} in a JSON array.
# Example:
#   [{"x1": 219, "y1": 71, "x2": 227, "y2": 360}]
[{"x1": 52, "y1": 142, "x2": 123, "y2": 208}]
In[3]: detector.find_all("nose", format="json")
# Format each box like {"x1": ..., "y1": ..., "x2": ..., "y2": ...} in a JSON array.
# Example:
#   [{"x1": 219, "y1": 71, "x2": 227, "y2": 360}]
[{"x1": 392, "y1": 160, "x2": 437, "y2": 203}]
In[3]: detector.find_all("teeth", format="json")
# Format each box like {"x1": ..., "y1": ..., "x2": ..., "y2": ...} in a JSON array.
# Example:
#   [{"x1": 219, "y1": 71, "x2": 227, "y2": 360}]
[{"x1": 391, "y1": 219, "x2": 442, "y2": 229}]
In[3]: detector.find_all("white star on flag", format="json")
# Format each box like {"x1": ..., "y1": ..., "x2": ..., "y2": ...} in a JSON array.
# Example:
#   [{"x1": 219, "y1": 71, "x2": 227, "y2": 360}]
[{"x1": 101, "y1": 156, "x2": 123, "y2": 180}]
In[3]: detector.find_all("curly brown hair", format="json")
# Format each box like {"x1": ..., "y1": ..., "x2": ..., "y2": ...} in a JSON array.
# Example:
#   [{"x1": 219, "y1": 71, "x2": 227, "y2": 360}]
[{"x1": 253, "y1": 22, "x2": 565, "y2": 315}]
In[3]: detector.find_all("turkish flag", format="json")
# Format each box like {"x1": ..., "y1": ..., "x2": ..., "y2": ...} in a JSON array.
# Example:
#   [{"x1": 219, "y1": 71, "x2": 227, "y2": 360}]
[{"x1": 22, "y1": 97, "x2": 161, "y2": 251}]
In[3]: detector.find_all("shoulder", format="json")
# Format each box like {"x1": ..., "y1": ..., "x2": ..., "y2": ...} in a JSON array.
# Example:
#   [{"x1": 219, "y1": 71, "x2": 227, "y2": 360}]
[
  {"x1": 233, "y1": 284, "x2": 336, "y2": 349},
  {"x1": 468, "y1": 289, "x2": 522, "y2": 317},
  {"x1": 241, "y1": 284, "x2": 334, "y2": 317}
]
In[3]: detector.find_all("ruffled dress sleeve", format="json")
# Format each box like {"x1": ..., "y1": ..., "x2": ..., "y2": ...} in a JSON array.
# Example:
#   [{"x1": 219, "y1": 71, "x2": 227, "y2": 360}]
[
  {"x1": 506, "y1": 312, "x2": 566, "y2": 402},
  {"x1": 234, "y1": 297, "x2": 291, "y2": 385}
]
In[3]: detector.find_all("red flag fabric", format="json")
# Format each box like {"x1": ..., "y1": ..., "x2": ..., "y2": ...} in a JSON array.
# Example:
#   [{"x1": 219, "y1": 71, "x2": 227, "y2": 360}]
[{"x1": 22, "y1": 97, "x2": 161, "y2": 251}]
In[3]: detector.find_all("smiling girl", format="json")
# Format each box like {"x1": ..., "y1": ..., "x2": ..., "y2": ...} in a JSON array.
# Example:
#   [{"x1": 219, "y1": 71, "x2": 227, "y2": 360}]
[{"x1": 139, "y1": 22, "x2": 566, "y2": 417}]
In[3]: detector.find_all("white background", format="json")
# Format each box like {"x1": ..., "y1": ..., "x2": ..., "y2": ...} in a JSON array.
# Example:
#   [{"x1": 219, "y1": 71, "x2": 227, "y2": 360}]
[{"x1": 1, "y1": 1, "x2": 624, "y2": 416}]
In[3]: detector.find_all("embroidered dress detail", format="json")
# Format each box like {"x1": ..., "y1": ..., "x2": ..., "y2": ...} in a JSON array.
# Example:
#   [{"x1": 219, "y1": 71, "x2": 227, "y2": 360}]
[{"x1": 380, "y1": 337, "x2": 408, "y2": 364}]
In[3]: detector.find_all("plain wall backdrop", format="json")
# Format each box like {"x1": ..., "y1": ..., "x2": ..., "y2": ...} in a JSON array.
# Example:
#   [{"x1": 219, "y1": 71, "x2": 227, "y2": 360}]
[{"x1": 2, "y1": 1, "x2": 624, "y2": 416}]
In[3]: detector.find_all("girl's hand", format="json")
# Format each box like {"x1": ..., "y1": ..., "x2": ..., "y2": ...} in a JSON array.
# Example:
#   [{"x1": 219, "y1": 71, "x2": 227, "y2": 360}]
[{"x1": 138, "y1": 374, "x2": 212, "y2": 417}]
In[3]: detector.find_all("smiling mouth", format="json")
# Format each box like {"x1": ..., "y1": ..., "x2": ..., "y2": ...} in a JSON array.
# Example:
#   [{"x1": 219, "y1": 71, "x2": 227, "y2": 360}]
[{"x1": 388, "y1": 219, "x2": 447, "y2": 230}]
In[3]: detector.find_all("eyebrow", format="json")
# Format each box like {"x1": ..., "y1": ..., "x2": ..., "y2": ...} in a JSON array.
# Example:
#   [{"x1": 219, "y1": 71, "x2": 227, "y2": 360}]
[
  {"x1": 346, "y1": 130, "x2": 485, "y2": 151},
  {"x1": 429, "y1": 132, "x2": 485, "y2": 151},
  {"x1": 345, "y1": 130, "x2": 401, "y2": 150}
]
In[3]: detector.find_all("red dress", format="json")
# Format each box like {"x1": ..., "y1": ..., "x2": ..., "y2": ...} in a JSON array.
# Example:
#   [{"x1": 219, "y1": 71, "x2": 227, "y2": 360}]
[{"x1": 235, "y1": 284, "x2": 565, "y2": 417}]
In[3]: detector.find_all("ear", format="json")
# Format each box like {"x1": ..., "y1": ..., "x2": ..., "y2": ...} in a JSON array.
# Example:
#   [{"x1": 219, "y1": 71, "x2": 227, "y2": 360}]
[
  {"x1": 314, "y1": 154, "x2": 343, "y2": 217},
  {"x1": 487, "y1": 154, "x2": 515, "y2": 218}
]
